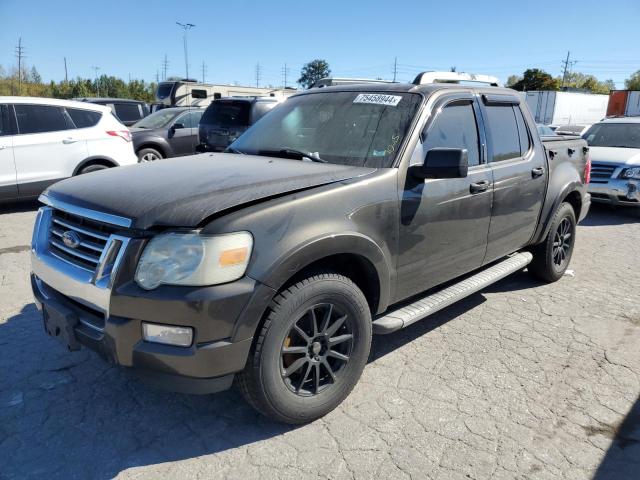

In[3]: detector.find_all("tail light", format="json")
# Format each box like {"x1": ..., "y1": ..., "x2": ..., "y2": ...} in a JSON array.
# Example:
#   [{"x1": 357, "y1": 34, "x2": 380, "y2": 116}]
[
  {"x1": 584, "y1": 157, "x2": 591, "y2": 184},
  {"x1": 107, "y1": 130, "x2": 132, "y2": 142}
]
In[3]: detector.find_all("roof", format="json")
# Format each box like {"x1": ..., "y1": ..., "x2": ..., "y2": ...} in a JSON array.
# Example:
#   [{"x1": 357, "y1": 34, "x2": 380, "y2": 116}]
[
  {"x1": 0, "y1": 96, "x2": 110, "y2": 112},
  {"x1": 75, "y1": 97, "x2": 146, "y2": 104},
  {"x1": 214, "y1": 96, "x2": 280, "y2": 104},
  {"x1": 292, "y1": 82, "x2": 519, "y2": 98},
  {"x1": 599, "y1": 116, "x2": 640, "y2": 124}
]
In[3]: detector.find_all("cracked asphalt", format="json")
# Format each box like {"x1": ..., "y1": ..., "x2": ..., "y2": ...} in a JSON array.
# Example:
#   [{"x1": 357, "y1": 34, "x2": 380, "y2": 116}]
[{"x1": 1, "y1": 202, "x2": 639, "y2": 480}]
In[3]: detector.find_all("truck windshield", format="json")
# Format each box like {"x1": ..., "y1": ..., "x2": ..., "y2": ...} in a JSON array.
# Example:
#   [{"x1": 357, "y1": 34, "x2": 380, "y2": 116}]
[
  {"x1": 156, "y1": 82, "x2": 174, "y2": 100},
  {"x1": 230, "y1": 91, "x2": 422, "y2": 168},
  {"x1": 583, "y1": 123, "x2": 640, "y2": 149}
]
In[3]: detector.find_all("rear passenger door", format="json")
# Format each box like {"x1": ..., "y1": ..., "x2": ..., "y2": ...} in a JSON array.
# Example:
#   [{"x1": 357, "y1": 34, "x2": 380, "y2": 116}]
[
  {"x1": 0, "y1": 104, "x2": 18, "y2": 200},
  {"x1": 480, "y1": 95, "x2": 546, "y2": 264},
  {"x1": 12, "y1": 104, "x2": 89, "y2": 197},
  {"x1": 396, "y1": 94, "x2": 493, "y2": 300}
]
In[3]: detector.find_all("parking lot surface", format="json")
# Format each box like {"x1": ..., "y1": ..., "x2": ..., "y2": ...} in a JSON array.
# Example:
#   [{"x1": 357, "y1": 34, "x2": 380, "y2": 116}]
[{"x1": 1, "y1": 203, "x2": 639, "y2": 480}]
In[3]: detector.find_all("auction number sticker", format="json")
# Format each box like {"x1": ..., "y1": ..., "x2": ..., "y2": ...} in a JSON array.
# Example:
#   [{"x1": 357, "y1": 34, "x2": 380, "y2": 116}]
[{"x1": 353, "y1": 94, "x2": 402, "y2": 106}]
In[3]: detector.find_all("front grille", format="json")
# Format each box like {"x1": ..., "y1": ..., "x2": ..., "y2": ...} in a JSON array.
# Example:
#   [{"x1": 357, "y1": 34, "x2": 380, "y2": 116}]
[
  {"x1": 589, "y1": 163, "x2": 617, "y2": 183},
  {"x1": 48, "y1": 210, "x2": 119, "y2": 272}
]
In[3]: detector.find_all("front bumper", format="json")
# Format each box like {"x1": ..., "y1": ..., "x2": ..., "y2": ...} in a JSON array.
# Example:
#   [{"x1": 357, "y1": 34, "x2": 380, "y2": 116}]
[
  {"x1": 30, "y1": 205, "x2": 275, "y2": 394},
  {"x1": 588, "y1": 178, "x2": 640, "y2": 207}
]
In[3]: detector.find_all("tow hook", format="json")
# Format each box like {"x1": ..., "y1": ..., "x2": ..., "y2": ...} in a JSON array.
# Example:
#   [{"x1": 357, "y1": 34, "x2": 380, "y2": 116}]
[{"x1": 626, "y1": 181, "x2": 640, "y2": 201}]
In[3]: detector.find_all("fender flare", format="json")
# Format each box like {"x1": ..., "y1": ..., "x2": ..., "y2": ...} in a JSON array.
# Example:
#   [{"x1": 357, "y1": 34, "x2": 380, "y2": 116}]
[
  {"x1": 231, "y1": 232, "x2": 392, "y2": 342},
  {"x1": 72, "y1": 156, "x2": 118, "y2": 176},
  {"x1": 533, "y1": 180, "x2": 584, "y2": 245}
]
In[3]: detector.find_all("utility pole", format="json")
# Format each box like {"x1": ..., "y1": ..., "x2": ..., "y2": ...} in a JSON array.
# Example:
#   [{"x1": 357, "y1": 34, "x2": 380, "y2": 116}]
[
  {"x1": 561, "y1": 51, "x2": 577, "y2": 89},
  {"x1": 156, "y1": 70, "x2": 160, "y2": 83},
  {"x1": 162, "y1": 54, "x2": 169, "y2": 81},
  {"x1": 15, "y1": 37, "x2": 25, "y2": 95},
  {"x1": 282, "y1": 63, "x2": 290, "y2": 88},
  {"x1": 201, "y1": 61, "x2": 207, "y2": 83},
  {"x1": 255, "y1": 62, "x2": 262, "y2": 88},
  {"x1": 392, "y1": 57, "x2": 397, "y2": 82},
  {"x1": 64, "y1": 57, "x2": 68, "y2": 83},
  {"x1": 176, "y1": 22, "x2": 195, "y2": 79},
  {"x1": 91, "y1": 65, "x2": 100, "y2": 96}
]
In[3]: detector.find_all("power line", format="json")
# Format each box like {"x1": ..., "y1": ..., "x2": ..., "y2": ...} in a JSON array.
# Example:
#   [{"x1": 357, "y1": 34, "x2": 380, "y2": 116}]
[
  {"x1": 393, "y1": 57, "x2": 398, "y2": 82},
  {"x1": 15, "y1": 37, "x2": 25, "y2": 95},
  {"x1": 255, "y1": 62, "x2": 262, "y2": 88},
  {"x1": 282, "y1": 63, "x2": 290, "y2": 88},
  {"x1": 63, "y1": 57, "x2": 68, "y2": 83},
  {"x1": 561, "y1": 51, "x2": 578, "y2": 88},
  {"x1": 201, "y1": 61, "x2": 207, "y2": 83},
  {"x1": 162, "y1": 54, "x2": 169, "y2": 81},
  {"x1": 91, "y1": 65, "x2": 100, "y2": 96}
]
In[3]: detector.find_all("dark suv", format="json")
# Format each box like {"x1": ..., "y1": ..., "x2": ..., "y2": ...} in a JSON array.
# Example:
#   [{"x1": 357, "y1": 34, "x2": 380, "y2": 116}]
[
  {"x1": 75, "y1": 98, "x2": 150, "y2": 126},
  {"x1": 197, "y1": 97, "x2": 280, "y2": 152}
]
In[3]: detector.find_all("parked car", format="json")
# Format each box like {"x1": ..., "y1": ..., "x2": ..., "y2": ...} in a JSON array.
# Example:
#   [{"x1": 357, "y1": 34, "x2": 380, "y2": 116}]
[
  {"x1": 537, "y1": 124, "x2": 557, "y2": 136},
  {"x1": 75, "y1": 98, "x2": 150, "y2": 126},
  {"x1": 555, "y1": 124, "x2": 591, "y2": 136},
  {"x1": 197, "y1": 97, "x2": 280, "y2": 152},
  {"x1": 0, "y1": 96, "x2": 136, "y2": 203},
  {"x1": 583, "y1": 117, "x2": 640, "y2": 208},
  {"x1": 129, "y1": 107, "x2": 204, "y2": 162},
  {"x1": 30, "y1": 75, "x2": 590, "y2": 424}
]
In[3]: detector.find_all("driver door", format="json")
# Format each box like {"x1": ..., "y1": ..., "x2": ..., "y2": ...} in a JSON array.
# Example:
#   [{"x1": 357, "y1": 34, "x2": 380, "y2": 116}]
[
  {"x1": 168, "y1": 110, "x2": 202, "y2": 155},
  {"x1": 395, "y1": 95, "x2": 493, "y2": 301}
]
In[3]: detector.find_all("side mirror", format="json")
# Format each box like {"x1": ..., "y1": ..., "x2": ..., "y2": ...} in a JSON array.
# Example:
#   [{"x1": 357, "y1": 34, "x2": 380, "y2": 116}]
[
  {"x1": 410, "y1": 148, "x2": 469, "y2": 179},
  {"x1": 172, "y1": 122, "x2": 185, "y2": 130}
]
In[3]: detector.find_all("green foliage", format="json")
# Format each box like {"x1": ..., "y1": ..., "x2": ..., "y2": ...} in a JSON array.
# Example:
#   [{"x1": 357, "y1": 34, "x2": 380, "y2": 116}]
[
  {"x1": 506, "y1": 75, "x2": 521, "y2": 87},
  {"x1": 561, "y1": 72, "x2": 614, "y2": 94},
  {"x1": 510, "y1": 69, "x2": 559, "y2": 91},
  {"x1": 625, "y1": 70, "x2": 640, "y2": 90},
  {"x1": 0, "y1": 65, "x2": 157, "y2": 102},
  {"x1": 298, "y1": 59, "x2": 331, "y2": 89}
]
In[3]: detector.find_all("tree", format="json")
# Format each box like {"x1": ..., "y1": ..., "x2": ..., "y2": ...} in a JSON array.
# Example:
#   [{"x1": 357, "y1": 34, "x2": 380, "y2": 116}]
[
  {"x1": 506, "y1": 75, "x2": 521, "y2": 88},
  {"x1": 625, "y1": 70, "x2": 640, "y2": 90},
  {"x1": 560, "y1": 71, "x2": 613, "y2": 94},
  {"x1": 510, "y1": 69, "x2": 559, "y2": 91},
  {"x1": 30, "y1": 66, "x2": 42, "y2": 84},
  {"x1": 298, "y1": 59, "x2": 331, "y2": 89}
]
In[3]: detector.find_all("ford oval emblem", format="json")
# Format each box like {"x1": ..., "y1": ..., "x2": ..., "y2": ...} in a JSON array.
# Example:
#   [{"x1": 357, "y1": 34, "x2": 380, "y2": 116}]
[{"x1": 61, "y1": 231, "x2": 81, "y2": 249}]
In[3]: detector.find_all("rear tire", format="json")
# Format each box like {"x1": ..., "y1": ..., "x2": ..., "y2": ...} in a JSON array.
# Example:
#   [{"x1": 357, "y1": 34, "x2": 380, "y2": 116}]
[
  {"x1": 137, "y1": 148, "x2": 163, "y2": 163},
  {"x1": 78, "y1": 163, "x2": 109, "y2": 175},
  {"x1": 529, "y1": 202, "x2": 576, "y2": 282},
  {"x1": 236, "y1": 273, "x2": 372, "y2": 424}
]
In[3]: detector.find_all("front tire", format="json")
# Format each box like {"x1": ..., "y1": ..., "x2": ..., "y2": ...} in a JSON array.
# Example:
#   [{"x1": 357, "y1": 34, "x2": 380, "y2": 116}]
[
  {"x1": 137, "y1": 147, "x2": 163, "y2": 163},
  {"x1": 529, "y1": 202, "x2": 577, "y2": 282},
  {"x1": 236, "y1": 273, "x2": 372, "y2": 424}
]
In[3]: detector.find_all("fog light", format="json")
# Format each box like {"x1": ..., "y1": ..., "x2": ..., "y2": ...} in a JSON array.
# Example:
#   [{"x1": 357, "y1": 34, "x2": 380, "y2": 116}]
[{"x1": 142, "y1": 322, "x2": 193, "y2": 347}]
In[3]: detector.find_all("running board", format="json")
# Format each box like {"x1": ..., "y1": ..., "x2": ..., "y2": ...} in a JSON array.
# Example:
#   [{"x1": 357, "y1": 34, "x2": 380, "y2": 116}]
[{"x1": 372, "y1": 252, "x2": 533, "y2": 334}]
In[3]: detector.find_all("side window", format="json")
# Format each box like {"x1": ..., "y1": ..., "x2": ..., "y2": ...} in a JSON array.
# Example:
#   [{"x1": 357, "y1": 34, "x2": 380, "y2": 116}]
[
  {"x1": 422, "y1": 101, "x2": 480, "y2": 166},
  {"x1": 113, "y1": 103, "x2": 142, "y2": 122},
  {"x1": 176, "y1": 111, "x2": 201, "y2": 128},
  {"x1": 14, "y1": 104, "x2": 69, "y2": 134},
  {"x1": 514, "y1": 106, "x2": 531, "y2": 156},
  {"x1": 66, "y1": 108, "x2": 102, "y2": 129},
  {"x1": 484, "y1": 105, "x2": 521, "y2": 161},
  {"x1": 191, "y1": 89, "x2": 207, "y2": 99},
  {"x1": 0, "y1": 105, "x2": 11, "y2": 136}
]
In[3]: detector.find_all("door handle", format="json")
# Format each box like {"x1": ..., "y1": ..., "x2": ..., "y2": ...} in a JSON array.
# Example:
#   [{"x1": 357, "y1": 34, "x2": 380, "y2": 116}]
[
  {"x1": 469, "y1": 180, "x2": 490, "y2": 194},
  {"x1": 62, "y1": 138, "x2": 78, "y2": 144},
  {"x1": 531, "y1": 167, "x2": 545, "y2": 178}
]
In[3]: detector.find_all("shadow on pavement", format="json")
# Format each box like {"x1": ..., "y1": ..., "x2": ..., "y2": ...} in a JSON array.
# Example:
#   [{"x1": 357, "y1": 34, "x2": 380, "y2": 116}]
[
  {"x1": 593, "y1": 395, "x2": 640, "y2": 480},
  {"x1": 0, "y1": 270, "x2": 538, "y2": 479},
  {"x1": 580, "y1": 203, "x2": 638, "y2": 227},
  {"x1": 0, "y1": 200, "x2": 40, "y2": 215}
]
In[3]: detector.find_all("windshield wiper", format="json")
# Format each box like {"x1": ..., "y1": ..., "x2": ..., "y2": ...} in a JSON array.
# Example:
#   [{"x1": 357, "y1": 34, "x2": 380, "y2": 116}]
[
  {"x1": 225, "y1": 147, "x2": 245, "y2": 154},
  {"x1": 258, "y1": 148, "x2": 327, "y2": 163}
]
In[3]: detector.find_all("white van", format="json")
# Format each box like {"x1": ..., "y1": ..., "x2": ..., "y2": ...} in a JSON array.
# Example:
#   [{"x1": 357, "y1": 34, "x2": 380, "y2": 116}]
[{"x1": 0, "y1": 97, "x2": 137, "y2": 202}]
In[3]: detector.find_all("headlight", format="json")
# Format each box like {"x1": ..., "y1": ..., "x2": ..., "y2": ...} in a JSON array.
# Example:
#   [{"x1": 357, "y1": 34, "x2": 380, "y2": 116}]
[
  {"x1": 621, "y1": 167, "x2": 640, "y2": 180},
  {"x1": 135, "y1": 231, "x2": 253, "y2": 290}
]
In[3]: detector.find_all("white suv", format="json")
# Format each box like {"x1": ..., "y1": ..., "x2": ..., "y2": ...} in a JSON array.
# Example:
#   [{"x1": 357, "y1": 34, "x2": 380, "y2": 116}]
[{"x1": 0, "y1": 97, "x2": 137, "y2": 202}]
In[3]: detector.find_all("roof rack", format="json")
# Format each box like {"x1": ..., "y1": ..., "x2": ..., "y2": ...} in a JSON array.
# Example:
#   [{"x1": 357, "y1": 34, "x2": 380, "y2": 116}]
[
  {"x1": 311, "y1": 77, "x2": 393, "y2": 88},
  {"x1": 412, "y1": 71, "x2": 501, "y2": 87}
]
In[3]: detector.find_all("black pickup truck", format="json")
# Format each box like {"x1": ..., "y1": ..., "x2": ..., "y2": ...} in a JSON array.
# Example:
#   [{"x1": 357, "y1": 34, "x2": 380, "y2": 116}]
[{"x1": 30, "y1": 76, "x2": 591, "y2": 423}]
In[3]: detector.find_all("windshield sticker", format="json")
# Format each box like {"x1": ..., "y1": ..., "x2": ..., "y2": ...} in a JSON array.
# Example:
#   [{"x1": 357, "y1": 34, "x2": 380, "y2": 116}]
[{"x1": 353, "y1": 94, "x2": 402, "y2": 106}]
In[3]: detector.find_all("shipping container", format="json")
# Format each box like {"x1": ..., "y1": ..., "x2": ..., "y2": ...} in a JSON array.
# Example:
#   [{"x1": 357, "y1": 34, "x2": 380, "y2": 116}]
[
  {"x1": 524, "y1": 91, "x2": 609, "y2": 125},
  {"x1": 606, "y1": 90, "x2": 640, "y2": 117}
]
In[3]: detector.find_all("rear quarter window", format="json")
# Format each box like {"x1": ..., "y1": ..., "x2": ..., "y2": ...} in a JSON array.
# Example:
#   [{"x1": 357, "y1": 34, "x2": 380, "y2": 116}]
[
  {"x1": 0, "y1": 105, "x2": 11, "y2": 136},
  {"x1": 66, "y1": 108, "x2": 102, "y2": 128},
  {"x1": 114, "y1": 103, "x2": 143, "y2": 122}
]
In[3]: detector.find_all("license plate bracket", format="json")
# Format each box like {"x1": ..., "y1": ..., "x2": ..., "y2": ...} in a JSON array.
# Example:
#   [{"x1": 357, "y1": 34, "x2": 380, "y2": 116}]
[{"x1": 43, "y1": 301, "x2": 81, "y2": 351}]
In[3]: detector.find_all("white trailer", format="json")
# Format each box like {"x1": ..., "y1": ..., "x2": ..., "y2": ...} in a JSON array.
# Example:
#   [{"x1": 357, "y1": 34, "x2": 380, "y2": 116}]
[
  {"x1": 524, "y1": 91, "x2": 609, "y2": 126},
  {"x1": 155, "y1": 80, "x2": 297, "y2": 107}
]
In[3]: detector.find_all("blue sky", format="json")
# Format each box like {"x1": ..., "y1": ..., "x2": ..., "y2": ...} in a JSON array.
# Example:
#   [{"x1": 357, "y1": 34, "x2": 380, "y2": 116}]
[{"x1": 1, "y1": 0, "x2": 639, "y2": 88}]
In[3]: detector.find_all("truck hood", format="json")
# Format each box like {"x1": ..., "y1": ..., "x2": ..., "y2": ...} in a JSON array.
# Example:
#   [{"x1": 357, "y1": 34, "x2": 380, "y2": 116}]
[
  {"x1": 43, "y1": 154, "x2": 376, "y2": 229},
  {"x1": 588, "y1": 146, "x2": 640, "y2": 166}
]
